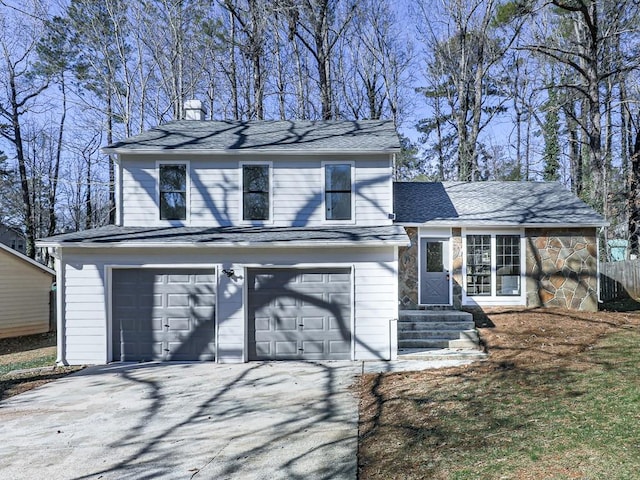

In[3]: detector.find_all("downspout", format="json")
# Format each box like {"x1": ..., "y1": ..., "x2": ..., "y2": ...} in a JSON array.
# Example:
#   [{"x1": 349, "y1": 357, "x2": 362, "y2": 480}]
[
  {"x1": 53, "y1": 247, "x2": 67, "y2": 365},
  {"x1": 392, "y1": 152, "x2": 397, "y2": 181},
  {"x1": 597, "y1": 227, "x2": 603, "y2": 303},
  {"x1": 115, "y1": 157, "x2": 124, "y2": 226},
  {"x1": 390, "y1": 245, "x2": 399, "y2": 360}
]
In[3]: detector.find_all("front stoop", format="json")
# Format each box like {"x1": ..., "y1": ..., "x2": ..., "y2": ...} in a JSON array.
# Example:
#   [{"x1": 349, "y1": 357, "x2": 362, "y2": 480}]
[{"x1": 397, "y1": 310, "x2": 487, "y2": 361}]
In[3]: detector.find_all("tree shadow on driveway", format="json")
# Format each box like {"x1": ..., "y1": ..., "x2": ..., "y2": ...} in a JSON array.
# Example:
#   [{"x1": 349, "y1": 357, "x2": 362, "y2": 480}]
[{"x1": 0, "y1": 361, "x2": 359, "y2": 480}]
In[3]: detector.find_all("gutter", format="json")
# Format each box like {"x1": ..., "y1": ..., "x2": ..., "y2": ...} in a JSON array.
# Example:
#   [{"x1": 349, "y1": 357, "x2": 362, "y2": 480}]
[
  {"x1": 102, "y1": 147, "x2": 402, "y2": 156},
  {"x1": 37, "y1": 239, "x2": 411, "y2": 249},
  {"x1": 396, "y1": 222, "x2": 609, "y2": 229}
]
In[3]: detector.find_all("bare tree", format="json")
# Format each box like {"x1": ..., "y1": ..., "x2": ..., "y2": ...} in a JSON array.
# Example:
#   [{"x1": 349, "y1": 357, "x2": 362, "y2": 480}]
[
  {"x1": 0, "y1": 2, "x2": 49, "y2": 257},
  {"x1": 416, "y1": 0, "x2": 523, "y2": 181},
  {"x1": 285, "y1": 0, "x2": 357, "y2": 119}
]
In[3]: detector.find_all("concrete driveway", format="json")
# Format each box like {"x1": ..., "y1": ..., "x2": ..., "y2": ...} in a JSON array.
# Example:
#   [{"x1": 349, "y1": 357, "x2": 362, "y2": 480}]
[{"x1": 0, "y1": 362, "x2": 361, "y2": 480}]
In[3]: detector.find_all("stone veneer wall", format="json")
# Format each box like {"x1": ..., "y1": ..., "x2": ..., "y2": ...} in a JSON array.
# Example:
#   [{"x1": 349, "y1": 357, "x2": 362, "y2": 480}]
[
  {"x1": 397, "y1": 227, "x2": 464, "y2": 310},
  {"x1": 525, "y1": 227, "x2": 598, "y2": 311},
  {"x1": 398, "y1": 226, "x2": 599, "y2": 312},
  {"x1": 398, "y1": 227, "x2": 419, "y2": 308}
]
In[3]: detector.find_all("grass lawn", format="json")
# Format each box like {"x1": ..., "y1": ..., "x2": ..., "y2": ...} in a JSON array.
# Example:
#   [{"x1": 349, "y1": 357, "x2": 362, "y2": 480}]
[
  {"x1": 0, "y1": 332, "x2": 81, "y2": 400},
  {"x1": 358, "y1": 306, "x2": 640, "y2": 480}
]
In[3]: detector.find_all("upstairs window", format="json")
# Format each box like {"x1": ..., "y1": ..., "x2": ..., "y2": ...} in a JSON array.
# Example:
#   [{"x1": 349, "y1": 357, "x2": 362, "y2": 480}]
[
  {"x1": 159, "y1": 164, "x2": 187, "y2": 220},
  {"x1": 325, "y1": 163, "x2": 352, "y2": 220},
  {"x1": 243, "y1": 164, "x2": 270, "y2": 220}
]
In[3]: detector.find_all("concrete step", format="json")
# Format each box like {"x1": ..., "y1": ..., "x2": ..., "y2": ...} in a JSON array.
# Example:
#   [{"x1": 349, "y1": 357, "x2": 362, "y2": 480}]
[
  {"x1": 399, "y1": 310, "x2": 474, "y2": 323},
  {"x1": 399, "y1": 338, "x2": 482, "y2": 349},
  {"x1": 399, "y1": 338, "x2": 455, "y2": 349},
  {"x1": 397, "y1": 310, "x2": 481, "y2": 350},
  {"x1": 398, "y1": 321, "x2": 476, "y2": 331},
  {"x1": 398, "y1": 329, "x2": 479, "y2": 341},
  {"x1": 397, "y1": 348, "x2": 487, "y2": 361}
]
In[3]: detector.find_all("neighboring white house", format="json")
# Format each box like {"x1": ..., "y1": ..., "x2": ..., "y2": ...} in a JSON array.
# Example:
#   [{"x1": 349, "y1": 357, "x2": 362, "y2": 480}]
[
  {"x1": 38, "y1": 114, "x2": 407, "y2": 365},
  {"x1": 0, "y1": 243, "x2": 55, "y2": 339}
]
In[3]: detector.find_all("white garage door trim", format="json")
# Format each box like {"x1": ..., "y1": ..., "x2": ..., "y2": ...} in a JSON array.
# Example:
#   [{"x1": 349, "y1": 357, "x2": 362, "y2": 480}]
[
  {"x1": 243, "y1": 264, "x2": 355, "y2": 361},
  {"x1": 106, "y1": 264, "x2": 218, "y2": 363}
]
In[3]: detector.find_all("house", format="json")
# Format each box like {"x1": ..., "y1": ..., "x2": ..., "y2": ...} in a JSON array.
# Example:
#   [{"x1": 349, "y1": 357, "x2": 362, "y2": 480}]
[
  {"x1": 394, "y1": 181, "x2": 606, "y2": 312},
  {"x1": 0, "y1": 223, "x2": 26, "y2": 254},
  {"x1": 37, "y1": 114, "x2": 408, "y2": 365},
  {"x1": 0, "y1": 242, "x2": 55, "y2": 339},
  {"x1": 37, "y1": 109, "x2": 606, "y2": 365}
]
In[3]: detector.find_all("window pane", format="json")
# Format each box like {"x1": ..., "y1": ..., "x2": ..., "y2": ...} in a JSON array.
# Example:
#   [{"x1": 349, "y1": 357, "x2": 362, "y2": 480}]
[
  {"x1": 326, "y1": 192, "x2": 351, "y2": 220},
  {"x1": 325, "y1": 164, "x2": 351, "y2": 220},
  {"x1": 243, "y1": 165, "x2": 269, "y2": 192},
  {"x1": 160, "y1": 192, "x2": 186, "y2": 220},
  {"x1": 243, "y1": 165, "x2": 269, "y2": 220},
  {"x1": 466, "y1": 235, "x2": 491, "y2": 296},
  {"x1": 497, "y1": 235, "x2": 521, "y2": 295},
  {"x1": 159, "y1": 164, "x2": 186, "y2": 220},
  {"x1": 426, "y1": 242, "x2": 443, "y2": 272},
  {"x1": 244, "y1": 192, "x2": 269, "y2": 220},
  {"x1": 160, "y1": 165, "x2": 186, "y2": 191},
  {"x1": 325, "y1": 164, "x2": 351, "y2": 191}
]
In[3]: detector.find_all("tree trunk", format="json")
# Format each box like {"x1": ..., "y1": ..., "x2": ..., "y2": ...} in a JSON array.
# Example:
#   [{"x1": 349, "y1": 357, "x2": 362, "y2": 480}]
[
  {"x1": 229, "y1": 9, "x2": 239, "y2": 120},
  {"x1": 107, "y1": 85, "x2": 115, "y2": 225},
  {"x1": 627, "y1": 124, "x2": 640, "y2": 257},
  {"x1": 8, "y1": 69, "x2": 35, "y2": 258},
  {"x1": 85, "y1": 152, "x2": 93, "y2": 230},
  {"x1": 564, "y1": 100, "x2": 582, "y2": 196},
  {"x1": 47, "y1": 77, "x2": 66, "y2": 238}
]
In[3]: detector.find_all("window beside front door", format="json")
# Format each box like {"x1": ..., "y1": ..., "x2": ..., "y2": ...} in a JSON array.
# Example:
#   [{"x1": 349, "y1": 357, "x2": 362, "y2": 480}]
[
  {"x1": 466, "y1": 234, "x2": 521, "y2": 297},
  {"x1": 243, "y1": 164, "x2": 270, "y2": 221},
  {"x1": 324, "y1": 163, "x2": 352, "y2": 220},
  {"x1": 466, "y1": 235, "x2": 491, "y2": 295},
  {"x1": 496, "y1": 235, "x2": 521, "y2": 295},
  {"x1": 159, "y1": 164, "x2": 187, "y2": 220}
]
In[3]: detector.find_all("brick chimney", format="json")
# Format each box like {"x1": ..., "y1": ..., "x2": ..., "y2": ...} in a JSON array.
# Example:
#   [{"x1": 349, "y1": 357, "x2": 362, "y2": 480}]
[{"x1": 184, "y1": 99, "x2": 207, "y2": 120}]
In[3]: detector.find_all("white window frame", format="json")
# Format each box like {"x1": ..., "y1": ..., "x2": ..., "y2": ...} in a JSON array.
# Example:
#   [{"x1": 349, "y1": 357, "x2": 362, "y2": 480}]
[
  {"x1": 321, "y1": 160, "x2": 355, "y2": 224},
  {"x1": 462, "y1": 228, "x2": 526, "y2": 306},
  {"x1": 239, "y1": 161, "x2": 273, "y2": 224},
  {"x1": 156, "y1": 160, "x2": 190, "y2": 225}
]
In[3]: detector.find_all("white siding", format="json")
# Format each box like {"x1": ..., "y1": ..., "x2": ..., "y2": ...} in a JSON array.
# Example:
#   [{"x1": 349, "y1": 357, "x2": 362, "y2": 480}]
[
  {"x1": 61, "y1": 246, "x2": 398, "y2": 364},
  {"x1": 120, "y1": 154, "x2": 393, "y2": 227},
  {"x1": 0, "y1": 250, "x2": 53, "y2": 339}
]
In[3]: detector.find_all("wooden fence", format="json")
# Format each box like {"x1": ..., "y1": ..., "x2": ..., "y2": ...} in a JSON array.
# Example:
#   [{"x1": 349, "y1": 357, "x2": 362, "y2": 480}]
[{"x1": 600, "y1": 260, "x2": 640, "y2": 301}]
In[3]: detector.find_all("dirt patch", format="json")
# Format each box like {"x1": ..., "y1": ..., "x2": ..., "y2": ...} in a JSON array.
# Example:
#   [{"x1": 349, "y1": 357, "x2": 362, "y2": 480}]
[
  {"x1": 358, "y1": 306, "x2": 640, "y2": 479},
  {"x1": 0, "y1": 332, "x2": 83, "y2": 401},
  {"x1": 0, "y1": 331, "x2": 56, "y2": 357},
  {"x1": 1, "y1": 367, "x2": 82, "y2": 400},
  {"x1": 473, "y1": 306, "x2": 639, "y2": 370}
]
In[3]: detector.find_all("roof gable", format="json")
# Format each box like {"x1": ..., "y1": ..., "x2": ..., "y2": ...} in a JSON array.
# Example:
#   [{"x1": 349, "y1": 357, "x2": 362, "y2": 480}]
[
  {"x1": 393, "y1": 181, "x2": 607, "y2": 227},
  {"x1": 103, "y1": 120, "x2": 400, "y2": 154},
  {"x1": 0, "y1": 243, "x2": 55, "y2": 276}
]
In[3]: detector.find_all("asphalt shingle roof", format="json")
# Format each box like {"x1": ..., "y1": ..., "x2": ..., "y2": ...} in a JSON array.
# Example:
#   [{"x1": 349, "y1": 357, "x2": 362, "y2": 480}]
[
  {"x1": 38, "y1": 225, "x2": 409, "y2": 247},
  {"x1": 393, "y1": 181, "x2": 607, "y2": 226},
  {"x1": 103, "y1": 120, "x2": 400, "y2": 153}
]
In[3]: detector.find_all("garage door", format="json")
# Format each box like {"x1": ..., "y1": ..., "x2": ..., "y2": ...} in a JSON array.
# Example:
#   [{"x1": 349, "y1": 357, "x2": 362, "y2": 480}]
[
  {"x1": 112, "y1": 268, "x2": 216, "y2": 362},
  {"x1": 247, "y1": 268, "x2": 352, "y2": 360}
]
